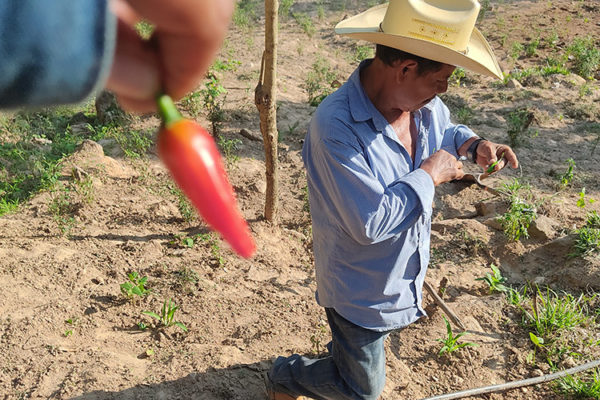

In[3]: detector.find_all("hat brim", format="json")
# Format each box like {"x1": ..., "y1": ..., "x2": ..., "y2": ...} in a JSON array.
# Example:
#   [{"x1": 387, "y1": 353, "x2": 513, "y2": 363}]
[{"x1": 335, "y1": 4, "x2": 503, "y2": 79}]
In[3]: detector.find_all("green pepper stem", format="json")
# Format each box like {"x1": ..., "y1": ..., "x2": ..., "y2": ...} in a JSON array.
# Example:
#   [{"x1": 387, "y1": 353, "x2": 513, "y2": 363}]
[{"x1": 157, "y1": 94, "x2": 183, "y2": 127}]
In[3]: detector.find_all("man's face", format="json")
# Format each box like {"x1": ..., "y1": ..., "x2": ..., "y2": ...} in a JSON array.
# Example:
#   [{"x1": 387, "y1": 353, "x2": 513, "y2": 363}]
[{"x1": 397, "y1": 64, "x2": 456, "y2": 112}]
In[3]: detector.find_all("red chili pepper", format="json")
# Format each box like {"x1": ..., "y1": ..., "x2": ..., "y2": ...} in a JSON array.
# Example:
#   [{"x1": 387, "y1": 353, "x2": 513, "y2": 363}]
[{"x1": 156, "y1": 94, "x2": 256, "y2": 258}]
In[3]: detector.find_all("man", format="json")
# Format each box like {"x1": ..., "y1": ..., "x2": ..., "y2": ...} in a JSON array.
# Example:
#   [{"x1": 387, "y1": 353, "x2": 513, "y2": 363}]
[{"x1": 267, "y1": 1, "x2": 518, "y2": 399}]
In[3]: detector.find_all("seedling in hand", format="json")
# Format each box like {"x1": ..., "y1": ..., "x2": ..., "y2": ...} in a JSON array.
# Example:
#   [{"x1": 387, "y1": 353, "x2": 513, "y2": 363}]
[
  {"x1": 486, "y1": 152, "x2": 505, "y2": 174},
  {"x1": 142, "y1": 298, "x2": 188, "y2": 332}
]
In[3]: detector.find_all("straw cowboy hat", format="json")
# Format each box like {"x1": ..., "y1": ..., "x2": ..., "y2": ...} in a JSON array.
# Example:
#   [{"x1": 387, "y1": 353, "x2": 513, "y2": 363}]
[{"x1": 335, "y1": 0, "x2": 503, "y2": 79}]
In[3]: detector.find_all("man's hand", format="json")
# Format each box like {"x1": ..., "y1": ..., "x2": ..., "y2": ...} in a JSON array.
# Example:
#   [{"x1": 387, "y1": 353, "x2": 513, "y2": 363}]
[
  {"x1": 106, "y1": 0, "x2": 234, "y2": 112},
  {"x1": 476, "y1": 141, "x2": 519, "y2": 173},
  {"x1": 420, "y1": 150, "x2": 464, "y2": 186}
]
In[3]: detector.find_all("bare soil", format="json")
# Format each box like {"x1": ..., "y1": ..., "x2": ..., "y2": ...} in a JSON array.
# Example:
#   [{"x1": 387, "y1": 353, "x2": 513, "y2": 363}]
[{"x1": 1, "y1": 1, "x2": 599, "y2": 399}]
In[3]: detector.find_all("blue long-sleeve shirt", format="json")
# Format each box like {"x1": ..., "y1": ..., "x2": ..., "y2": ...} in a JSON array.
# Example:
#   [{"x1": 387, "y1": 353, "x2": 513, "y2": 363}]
[
  {"x1": 0, "y1": 0, "x2": 115, "y2": 108},
  {"x1": 302, "y1": 60, "x2": 476, "y2": 331}
]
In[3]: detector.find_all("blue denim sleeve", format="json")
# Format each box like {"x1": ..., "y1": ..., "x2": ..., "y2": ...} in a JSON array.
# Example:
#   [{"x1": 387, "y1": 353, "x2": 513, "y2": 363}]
[{"x1": 0, "y1": 0, "x2": 116, "y2": 108}]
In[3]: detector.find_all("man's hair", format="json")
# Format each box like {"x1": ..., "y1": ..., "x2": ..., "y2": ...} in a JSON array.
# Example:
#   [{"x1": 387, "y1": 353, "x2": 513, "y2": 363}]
[{"x1": 375, "y1": 44, "x2": 444, "y2": 75}]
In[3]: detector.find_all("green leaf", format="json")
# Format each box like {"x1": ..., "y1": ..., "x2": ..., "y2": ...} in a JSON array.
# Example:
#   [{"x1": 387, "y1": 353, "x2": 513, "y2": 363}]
[
  {"x1": 142, "y1": 311, "x2": 162, "y2": 321},
  {"x1": 174, "y1": 322, "x2": 188, "y2": 332},
  {"x1": 529, "y1": 332, "x2": 544, "y2": 347}
]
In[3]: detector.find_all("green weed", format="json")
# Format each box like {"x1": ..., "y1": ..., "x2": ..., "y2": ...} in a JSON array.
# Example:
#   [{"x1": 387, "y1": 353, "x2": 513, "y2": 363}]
[
  {"x1": 506, "y1": 108, "x2": 535, "y2": 148},
  {"x1": 556, "y1": 369, "x2": 600, "y2": 398},
  {"x1": 217, "y1": 136, "x2": 242, "y2": 168},
  {"x1": 304, "y1": 56, "x2": 339, "y2": 106},
  {"x1": 510, "y1": 42, "x2": 524, "y2": 61},
  {"x1": 570, "y1": 211, "x2": 600, "y2": 258},
  {"x1": 518, "y1": 287, "x2": 591, "y2": 341},
  {"x1": 232, "y1": 0, "x2": 260, "y2": 28},
  {"x1": 120, "y1": 271, "x2": 151, "y2": 302},
  {"x1": 567, "y1": 36, "x2": 600, "y2": 80},
  {"x1": 498, "y1": 179, "x2": 537, "y2": 242},
  {"x1": 455, "y1": 106, "x2": 474, "y2": 125},
  {"x1": 558, "y1": 158, "x2": 576, "y2": 189},
  {"x1": 437, "y1": 316, "x2": 477, "y2": 356},
  {"x1": 142, "y1": 299, "x2": 188, "y2": 332},
  {"x1": 0, "y1": 108, "x2": 86, "y2": 214},
  {"x1": 292, "y1": 12, "x2": 316, "y2": 37},
  {"x1": 353, "y1": 45, "x2": 374, "y2": 63},
  {"x1": 576, "y1": 188, "x2": 596, "y2": 209},
  {"x1": 279, "y1": 0, "x2": 294, "y2": 20},
  {"x1": 48, "y1": 183, "x2": 78, "y2": 236},
  {"x1": 476, "y1": 264, "x2": 509, "y2": 294},
  {"x1": 525, "y1": 37, "x2": 540, "y2": 57}
]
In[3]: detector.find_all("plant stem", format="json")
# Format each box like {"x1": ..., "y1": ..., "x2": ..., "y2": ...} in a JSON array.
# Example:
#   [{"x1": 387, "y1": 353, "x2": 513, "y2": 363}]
[{"x1": 157, "y1": 94, "x2": 183, "y2": 127}]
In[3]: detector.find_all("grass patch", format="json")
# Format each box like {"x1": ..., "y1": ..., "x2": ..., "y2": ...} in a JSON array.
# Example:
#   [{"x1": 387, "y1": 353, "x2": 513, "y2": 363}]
[{"x1": 567, "y1": 36, "x2": 600, "y2": 80}]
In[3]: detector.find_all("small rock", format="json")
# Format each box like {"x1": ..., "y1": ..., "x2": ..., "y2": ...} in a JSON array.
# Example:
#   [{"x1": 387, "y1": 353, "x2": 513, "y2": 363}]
[
  {"x1": 561, "y1": 356, "x2": 576, "y2": 368},
  {"x1": 507, "y1": 78, "x2": 523, "y2": 89},
  {"x1": 531, "y1": 368, "x2": 544, "y2": 377},
  {"x1": 483, "y1": 217, "x2": 503, "y2": 231},
  {"x1": 528, "y1": 215, "x2": 559, "y2": 241}
]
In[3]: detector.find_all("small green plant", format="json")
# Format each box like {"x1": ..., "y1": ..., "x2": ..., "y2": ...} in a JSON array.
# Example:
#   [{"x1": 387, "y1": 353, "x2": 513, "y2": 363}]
[
  {"x1": 558, "y1": 158, "x2": 576, "y2": 189},
  {"x1": 304, "y1": 56, "x2": 339, "y2": 106},
  {"x1": 217, "y1": 136, "x2": 242, "y2": 167},
  {"x1": 510, "y1": 42, "x2": 524, "y2": 61},
  {"x1": 518, "y1": 287, "x2": 590, "y2": 340},
  {"x1": 477, "y1": 0, "x2": 491, "y2": 22},
  {"x1": 120, "y1": 272, "x2": 151, "y2": 301},
  {"x1": 232, "y1": 0, "x2": 260, "y2": 28},
  {"x1": 506, "y1": 108, "x2": 535, "y2": 148},
  {"x1": 525, "y1": 37, "x2": 540, "y2": 57},
  {"x1": 570, "y1": 211, "x2": 600, "y2": 258},
  {"x1": 566, "y1": 36, "x2": 600, "y2": 80},
  {"x1": 556, "y1": 368, "x2": 600, "y2": 398},
  {"x1": 437, "y1": 316, "x2": 477, "y2": 356},
  {"x1": 353, "y1": 45, "x2": 374, "y2": 62},
  {"x1": 292, "y1": 12, "x2": 315, "y2": 37},
  {"x1": 455, "y1": 106, "x2": 474, "y2": 125},
  {"x1": 498, "y1": 178, "x2": 537, "y2": 241},
  {"x1": 279, "y1": 0, "x2": 294, "y2": 20},
  {"x1": 48, "y1": 184, "x2": 77, "y2": 236},
  {"x1": 476, "y1": 264, "x2": 509, "y2": 294},
  {"x1": 201, "y1": 72, "x2": 227, "y2": 136},
  {"x1": 142, "y1": 299, "x2": 188, "y2": 332},
  {"x1": 576, "y1": 188, "x2": 596, "y2": 208},
  {"x1": 449, "y1": 67, "x2": 467, "y2": 86}
]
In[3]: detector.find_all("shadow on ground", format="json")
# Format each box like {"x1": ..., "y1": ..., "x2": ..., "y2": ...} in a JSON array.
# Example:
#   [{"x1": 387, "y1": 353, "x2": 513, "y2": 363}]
[{"x1": 69, "y1": 361, "x2": 270, "y2": 400}]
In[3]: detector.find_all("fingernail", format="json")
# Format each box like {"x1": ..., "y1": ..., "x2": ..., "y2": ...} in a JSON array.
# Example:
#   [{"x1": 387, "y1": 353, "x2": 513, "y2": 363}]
[{"x1": 106, "y1": 55, "x2": 160, "y2": 101}]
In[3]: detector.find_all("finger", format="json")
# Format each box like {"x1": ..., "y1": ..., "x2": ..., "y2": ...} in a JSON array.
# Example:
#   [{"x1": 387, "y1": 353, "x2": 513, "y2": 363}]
[
  {"x1": 124, "y1": 0, "x2": 234, "y2": 100},
  {"x1": 109, "y1": 0, "x2": 140, "y2": 26},
  {"x1": 501, "y1": 146, "x2": 519, "y2": 169},
  {"x1": 105, "y1": 20, "x2": 161, "y2": 111}
]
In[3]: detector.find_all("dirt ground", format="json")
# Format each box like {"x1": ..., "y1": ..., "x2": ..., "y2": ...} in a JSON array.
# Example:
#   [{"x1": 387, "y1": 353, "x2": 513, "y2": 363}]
[{"x1": 1, "y1": 1, "x2": 600, "y2": 399}]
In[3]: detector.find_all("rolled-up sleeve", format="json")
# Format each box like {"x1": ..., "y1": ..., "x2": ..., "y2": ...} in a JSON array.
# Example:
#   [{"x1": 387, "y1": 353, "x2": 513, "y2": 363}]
[{"x1": 0, "y1": 0, "x2": 116, "y2": 108}]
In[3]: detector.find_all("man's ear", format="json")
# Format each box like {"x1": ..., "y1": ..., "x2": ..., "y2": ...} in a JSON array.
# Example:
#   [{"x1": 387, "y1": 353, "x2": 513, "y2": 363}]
[{"x1": 395, "y1": 59, "x2": 418, "y2": 83}]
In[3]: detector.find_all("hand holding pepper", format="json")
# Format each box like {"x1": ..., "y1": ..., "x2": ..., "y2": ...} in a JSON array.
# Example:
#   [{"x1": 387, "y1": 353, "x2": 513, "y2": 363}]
[{"x1": 107, "y1": 0, "x2": 234, "y2": 112}]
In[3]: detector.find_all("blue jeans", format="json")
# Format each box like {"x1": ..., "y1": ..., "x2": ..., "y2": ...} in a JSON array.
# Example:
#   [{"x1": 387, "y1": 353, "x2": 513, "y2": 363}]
[{"x1": 268, "y1": 308, "x2": 391, "y2": 400}]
